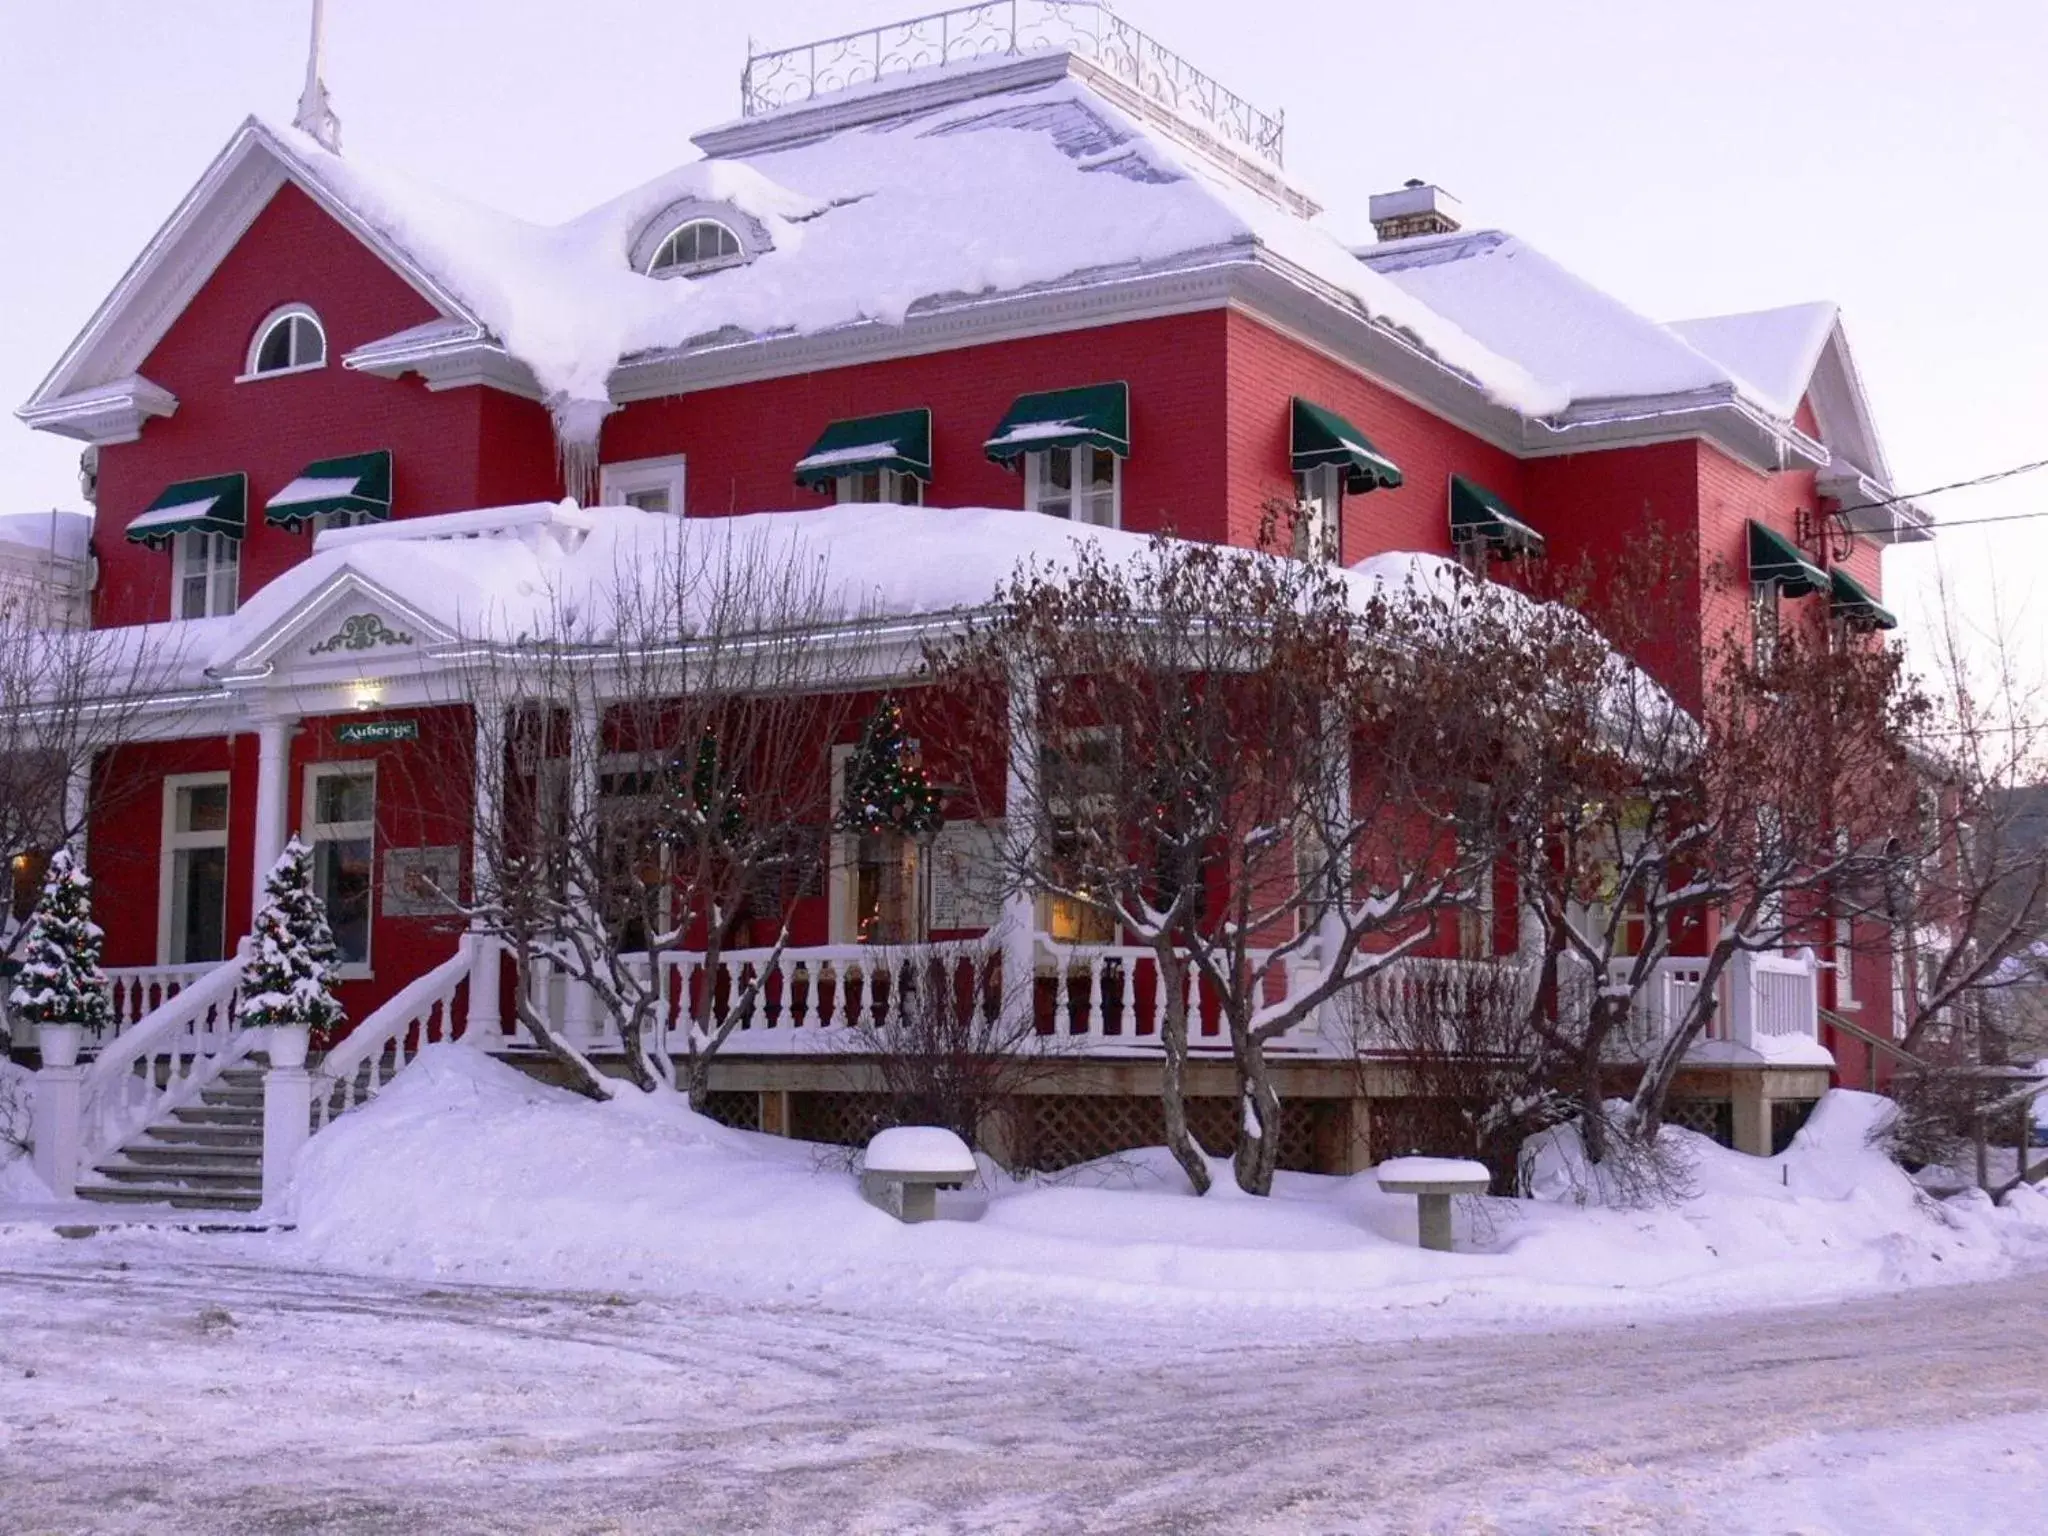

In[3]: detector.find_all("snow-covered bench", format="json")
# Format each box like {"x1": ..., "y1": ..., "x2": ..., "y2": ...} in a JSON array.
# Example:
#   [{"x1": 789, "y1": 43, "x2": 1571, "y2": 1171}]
[
  {"x1": 1375, "y1": 1156, "x2": 1491, "y2": 1252},
  {"x1": 860, "y1": 1126, "x2": 978, "y2": 1224}
]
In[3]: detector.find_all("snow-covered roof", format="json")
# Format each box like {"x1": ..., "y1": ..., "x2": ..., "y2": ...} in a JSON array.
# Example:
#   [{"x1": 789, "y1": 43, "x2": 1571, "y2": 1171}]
[
  {"x1": 1362, "y1": 231, "x2": 1799, "y2": 418},
  {"x1": 1667, "y1": 301, "x2": 1840, "y2": 420},
  {"x1": 256, "y1": 66, "x2": 1563, "y2": 420}
]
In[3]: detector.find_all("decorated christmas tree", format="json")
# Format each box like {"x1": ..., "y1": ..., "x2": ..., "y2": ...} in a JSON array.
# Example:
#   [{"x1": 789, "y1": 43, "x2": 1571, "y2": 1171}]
[
  {"x1": 7, "y1": 849, "x2": 111, "y2": 1033},
  {"x1": 836, "y1": 695, "x2": 944, "y2": 838},
  {"x1": 241, "y1": 836, "x2": 345, "y2": 1044}
]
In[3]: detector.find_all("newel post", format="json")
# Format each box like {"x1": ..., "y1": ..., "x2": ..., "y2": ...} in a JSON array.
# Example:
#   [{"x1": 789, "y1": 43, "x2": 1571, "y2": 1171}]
[
  {"x1": 32, "y1": 1062, "x2": 84, "y2": 1200},
  {"x1": 262, "y1": 1062, "x2": 312, "y2": 1210}
]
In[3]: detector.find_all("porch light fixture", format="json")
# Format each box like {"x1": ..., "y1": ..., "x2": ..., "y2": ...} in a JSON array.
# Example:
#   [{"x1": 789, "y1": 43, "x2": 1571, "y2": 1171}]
[{"x1": 350, "y1": 679, "x2": 384, "y2": 711}]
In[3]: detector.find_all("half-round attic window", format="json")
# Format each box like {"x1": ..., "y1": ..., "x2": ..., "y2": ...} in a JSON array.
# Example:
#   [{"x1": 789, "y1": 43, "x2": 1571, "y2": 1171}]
[
  {"x1": 247, "y1": 304, "x2": 327, "y2": 377},
  {"x1": 646, "y1": 219, "x2": 744, "y2": 279}
]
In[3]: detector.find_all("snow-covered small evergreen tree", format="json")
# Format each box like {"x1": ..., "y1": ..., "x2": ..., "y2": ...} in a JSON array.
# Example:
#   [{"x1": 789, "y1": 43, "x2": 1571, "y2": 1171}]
[
  {"x1": 7, "y1": 849, "x2": 111, "y2": 1034},
  {"x1": 241, "y1": 836, "x2": 345, "y2": 1044}
]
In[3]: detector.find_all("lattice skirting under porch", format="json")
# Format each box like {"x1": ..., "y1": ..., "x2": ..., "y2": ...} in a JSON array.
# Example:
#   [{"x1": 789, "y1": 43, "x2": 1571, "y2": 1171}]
[
  {"x1": 698, "y1": 1090, "x2": 762, "y2": 1132},
  {"x1": 785, "y1": 1090, "x2": 1330, "y2": 1173},
  {"x1": 1665, "y1": 1098, "x2": 1735, "y2": 1148},
  {"x1": 1011, "y1": 1095, "x2": 1324, "y2": 1174}
]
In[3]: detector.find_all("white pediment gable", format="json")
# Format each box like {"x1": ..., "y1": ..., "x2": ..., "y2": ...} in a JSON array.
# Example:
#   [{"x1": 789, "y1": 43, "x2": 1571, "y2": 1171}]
[
  {"x1": 223, "y1": 572, "x2": 455, "y2": 678},
  {"x1": 23, "y1": 120, "x2": 482, "y2": 414}
]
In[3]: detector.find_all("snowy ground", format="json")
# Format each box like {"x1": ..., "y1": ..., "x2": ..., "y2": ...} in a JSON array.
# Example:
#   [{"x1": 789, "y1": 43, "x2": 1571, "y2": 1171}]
[
  {"x1": 8, "y1": 1048, "x2": 2048, "y2": 1531},
  {"x1": 3, "y1": 1244, "x2": 2048, "y2": 1534}
]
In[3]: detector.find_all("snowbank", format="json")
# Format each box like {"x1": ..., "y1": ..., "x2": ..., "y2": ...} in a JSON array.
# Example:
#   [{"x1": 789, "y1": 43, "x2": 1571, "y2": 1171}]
[
  {"x1": 0, "y1": 1059, "x2": 51, "y2": 1203},
  {"x1": 286, "y1": 1047, "x2": 2048, "y2": 1328}
]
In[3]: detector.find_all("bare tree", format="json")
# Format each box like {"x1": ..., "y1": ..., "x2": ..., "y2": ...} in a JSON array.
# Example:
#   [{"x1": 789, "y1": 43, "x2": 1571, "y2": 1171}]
[
  {"x1": 418, "y1": 525, "x2": 864, "y2": 1102},
  {"x1": 935, "y1": 534, "x2": 1535, "y2": 1195},
  {"x1": 851, "y1": 941, "x2": 1060, "y2": 1157},
  {"x1": 0, "y1": 593, "x2": 194, "y2": 1044},
  {"x1": 1503, "y1": 541, "x2": 1931, "y2": 1162}
]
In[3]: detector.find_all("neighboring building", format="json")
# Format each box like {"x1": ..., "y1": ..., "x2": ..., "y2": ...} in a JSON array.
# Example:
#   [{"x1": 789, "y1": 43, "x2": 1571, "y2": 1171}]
[
  {"x1": 13, "y1": 4, "x2": 1932, "y2": 1201},
  {"x1": 0, "y1": 510, "x2": 92, "y2": 631}
]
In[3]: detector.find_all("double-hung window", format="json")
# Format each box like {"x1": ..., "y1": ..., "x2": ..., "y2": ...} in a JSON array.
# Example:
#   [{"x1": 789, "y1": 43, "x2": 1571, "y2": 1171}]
[
  {"x1": 161, "y1": 776, "x2": 230, "y2": 964},
  {"x1": 986, "y1": 384, "x2": 1129, "y2": 531},
  {"x1": 173, "y1": 530, "x2": 239, "y2": 619},
  {"x1": 306, "y1": 765, "x2": 376, "y2": 970},
  {"x1": 835, "y1": 469, "x2": 923, "y2": 506},
  {"x1": 1294, "y1": 464, "x2": 1343, "y2": 561},
  {"x1": 1025, "y1": 447, "x2": 1119, "y2": 528},
  {"x1": 599, "y1": 456, "x2": 688, "y2": 516}
]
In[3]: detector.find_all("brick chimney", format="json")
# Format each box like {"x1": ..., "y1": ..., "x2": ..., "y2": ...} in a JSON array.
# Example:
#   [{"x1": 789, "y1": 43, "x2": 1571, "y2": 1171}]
[{"x1": 1369, "y1": 179, "x2": 1464, "y2": 242}]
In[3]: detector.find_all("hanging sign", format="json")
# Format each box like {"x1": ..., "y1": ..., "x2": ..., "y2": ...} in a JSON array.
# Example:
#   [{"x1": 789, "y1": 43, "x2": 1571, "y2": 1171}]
[{"x1": 337, "y1": 718, "x2": 418, "y2": 746}]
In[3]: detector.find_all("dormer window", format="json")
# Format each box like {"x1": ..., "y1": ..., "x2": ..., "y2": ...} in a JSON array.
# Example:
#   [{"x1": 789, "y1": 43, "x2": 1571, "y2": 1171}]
[
  {"x1": 246, "y1": 304, "x2": 326, "y2": 378},
  {"x1": 647, "y1": 219, "x2": 744, "y2": 279}
]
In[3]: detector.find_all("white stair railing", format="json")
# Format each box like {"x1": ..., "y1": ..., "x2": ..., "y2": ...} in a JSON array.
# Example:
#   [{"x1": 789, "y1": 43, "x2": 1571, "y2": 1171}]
[
  {"x1": 80, "y1": 941, "x2": 251, "y2": 1159},
  {"x1": 312, "y1": 938, "x2": 474, "y2": 1129},
  {"x1": 103, "y1": 963, "x2": 216, "y2": 1038}
]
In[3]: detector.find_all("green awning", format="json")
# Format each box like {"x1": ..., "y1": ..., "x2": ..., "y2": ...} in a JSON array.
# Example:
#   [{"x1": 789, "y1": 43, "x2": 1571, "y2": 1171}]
[
  {"x1": 1829, "y1": 567, "x2": 1897, "y2": 631},
  {"x1": 1748, "y1": 520, "x2": 1828, "y2": 597},
  {"x1": 985, "y1": 382, "x2": 1129, "y2": 465},
  {"x1": 265, "y1": 450, "x2": 392, "y2": 528},
  {"x1": 125, "y1": 473, "x2": 246, "y2": 547},
  {"x1": 1290, "y1": 398, "x2": 1403, "y2": 493},
  {"x1": 793, "y1": 409, "x2": 931, "y2": 491},
  {"x1": 1449, "y1": 475, "x2": 1545, "y2": 557}
]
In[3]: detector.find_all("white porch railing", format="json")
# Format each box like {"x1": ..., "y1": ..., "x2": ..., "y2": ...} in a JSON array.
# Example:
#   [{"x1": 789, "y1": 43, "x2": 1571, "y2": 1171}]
[
  {"x1": 103, "y1": 963, "x2": 216, "y2": 1037},
  {"x1": 1606, "y1": 949, "x2": 1822, "y2": 1059},
  {"x1": 80, "y1": 943, "x2": 251, "y2": 1160},
  {"x1": 517, "y1": 940, "x2": 1003, "y2": 1055},
  {"x1": 479, "y1": 940, "x2": 1822, "y2": 1064},
  {"x1": 313, "y1": 938, "x2": 476, "y2": 1129}
]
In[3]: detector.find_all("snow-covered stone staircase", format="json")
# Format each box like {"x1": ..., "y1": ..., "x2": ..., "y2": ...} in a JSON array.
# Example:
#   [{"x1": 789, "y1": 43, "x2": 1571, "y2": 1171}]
[
  {"x1": 76, "y1": 1059, "x2": 378, "y2": 1213},
  {"x1": 75, "y1": 1064, "x2": 270, "y2": 1211}
]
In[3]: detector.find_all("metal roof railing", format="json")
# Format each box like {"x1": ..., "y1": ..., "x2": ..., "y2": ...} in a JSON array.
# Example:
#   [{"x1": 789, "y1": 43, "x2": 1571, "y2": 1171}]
[{"x1": 741, "y1": 1, "x2": 1285, "y2": 166}]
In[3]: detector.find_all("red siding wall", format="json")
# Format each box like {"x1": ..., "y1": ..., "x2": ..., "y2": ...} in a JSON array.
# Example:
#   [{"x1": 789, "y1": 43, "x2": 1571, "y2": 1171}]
[
  {"x1": 93, "y1": 183, "x2": 559, "y2": 628},
  {"x1": 599, "y1": 313, "x2": 1232, "y2": 539},
  {"x1": 1221, "y1": 310, "x2": 1529, "y2": 562}
]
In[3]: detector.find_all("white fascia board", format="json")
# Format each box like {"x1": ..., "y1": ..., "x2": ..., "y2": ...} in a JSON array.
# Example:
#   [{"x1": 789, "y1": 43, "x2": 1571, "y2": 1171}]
[{"x1": 20, "y1": 119, "x2": 484, "y2": 418}]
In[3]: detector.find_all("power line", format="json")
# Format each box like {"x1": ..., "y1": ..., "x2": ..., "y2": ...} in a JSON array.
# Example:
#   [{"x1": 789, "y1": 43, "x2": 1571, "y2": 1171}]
[{"x1": 1835, "y1": 456, "x2": 2048, "y2": 520}]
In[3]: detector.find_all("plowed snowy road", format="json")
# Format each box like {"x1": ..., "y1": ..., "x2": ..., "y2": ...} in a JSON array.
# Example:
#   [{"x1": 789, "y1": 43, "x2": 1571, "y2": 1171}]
[{"x1": 2, "y1": 1243, "x2": 2046, "y2": 1534}]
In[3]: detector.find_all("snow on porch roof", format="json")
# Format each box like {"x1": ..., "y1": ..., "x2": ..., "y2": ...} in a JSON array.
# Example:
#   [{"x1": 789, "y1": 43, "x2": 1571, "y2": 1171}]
[
  {"x1": 206, "y1": 501, "x2": 1582, "y2": 669},
  {"x1": 262, "y1": 66, "x2": 1563, "y2": 420}
]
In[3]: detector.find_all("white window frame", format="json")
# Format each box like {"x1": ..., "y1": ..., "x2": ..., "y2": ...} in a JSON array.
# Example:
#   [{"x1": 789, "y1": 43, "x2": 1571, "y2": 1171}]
[
  {"x1": 158, "y1": 773, "x2": 231, "y2": 965},
  {"x1": 645, "y1": 219, "x2": 746, "y2": 279},
  {"x1": 1294, "y1": 464, "x2": 1343, "y2": 561},
  {"x1": 834, "y1": 469, "x2": 924, "y2": 506},
  {"x1": 172, "y1": 530, "x2": 239, "y2": 620},
  {"x1": 304, "y1": 762, "x2": 378, "y2": 977},
  {"x1": 240, "y1": 303, "x2": 328, "y2": 381},
  {"x1": 1752, "y1": 583, "x2": 1781, "y2": 668},
  {"x1": 599, "y1": 455, "x2": 688, "y2": 517},
  {"x1": 1025, "y1": 447, "x2": 1121, "y2": 529}
]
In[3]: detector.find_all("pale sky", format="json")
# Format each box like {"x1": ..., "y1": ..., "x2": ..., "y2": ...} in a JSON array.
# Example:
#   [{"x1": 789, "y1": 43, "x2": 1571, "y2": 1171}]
[{"x1": 3, "y1": 0, "x2": 2043, "y2": 687}]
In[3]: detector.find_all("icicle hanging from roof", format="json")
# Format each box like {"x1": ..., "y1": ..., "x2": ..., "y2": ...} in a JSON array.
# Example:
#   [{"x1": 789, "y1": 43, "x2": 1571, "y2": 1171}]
[{"x1": 293, "y1": 0, "x2": 342, "y2": 153}]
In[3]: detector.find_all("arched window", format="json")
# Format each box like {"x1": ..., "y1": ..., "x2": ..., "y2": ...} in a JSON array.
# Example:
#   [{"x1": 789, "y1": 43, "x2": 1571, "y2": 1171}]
[
  {"x1": 646, "y1": 219, "x2": 744, "y2": 278},
  {"x1": 246, "y1": 305, "x2": 327, "y2": 377}
]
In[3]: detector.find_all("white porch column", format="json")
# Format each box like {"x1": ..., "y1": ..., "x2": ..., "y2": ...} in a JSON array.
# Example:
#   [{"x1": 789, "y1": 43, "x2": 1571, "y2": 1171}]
[
  {"x1": 61, "y1": 752, "x2": 91, "y2": 864},
  {"x1": 32, "y1": 1062, "x2": 83, "y2": 1200},
  {"x1": 466, "y1": 702, "x2": 506, "y2": 1047},
  {"x1": 251, "y1": 715, "x2": 297, "y2": 891},
  {"x1": 563, "y1": 685, "x2": 603, "y2": 1045},
  {"x1": 998, "y1": 664, "x2": 1040, "y2": 1023}
]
